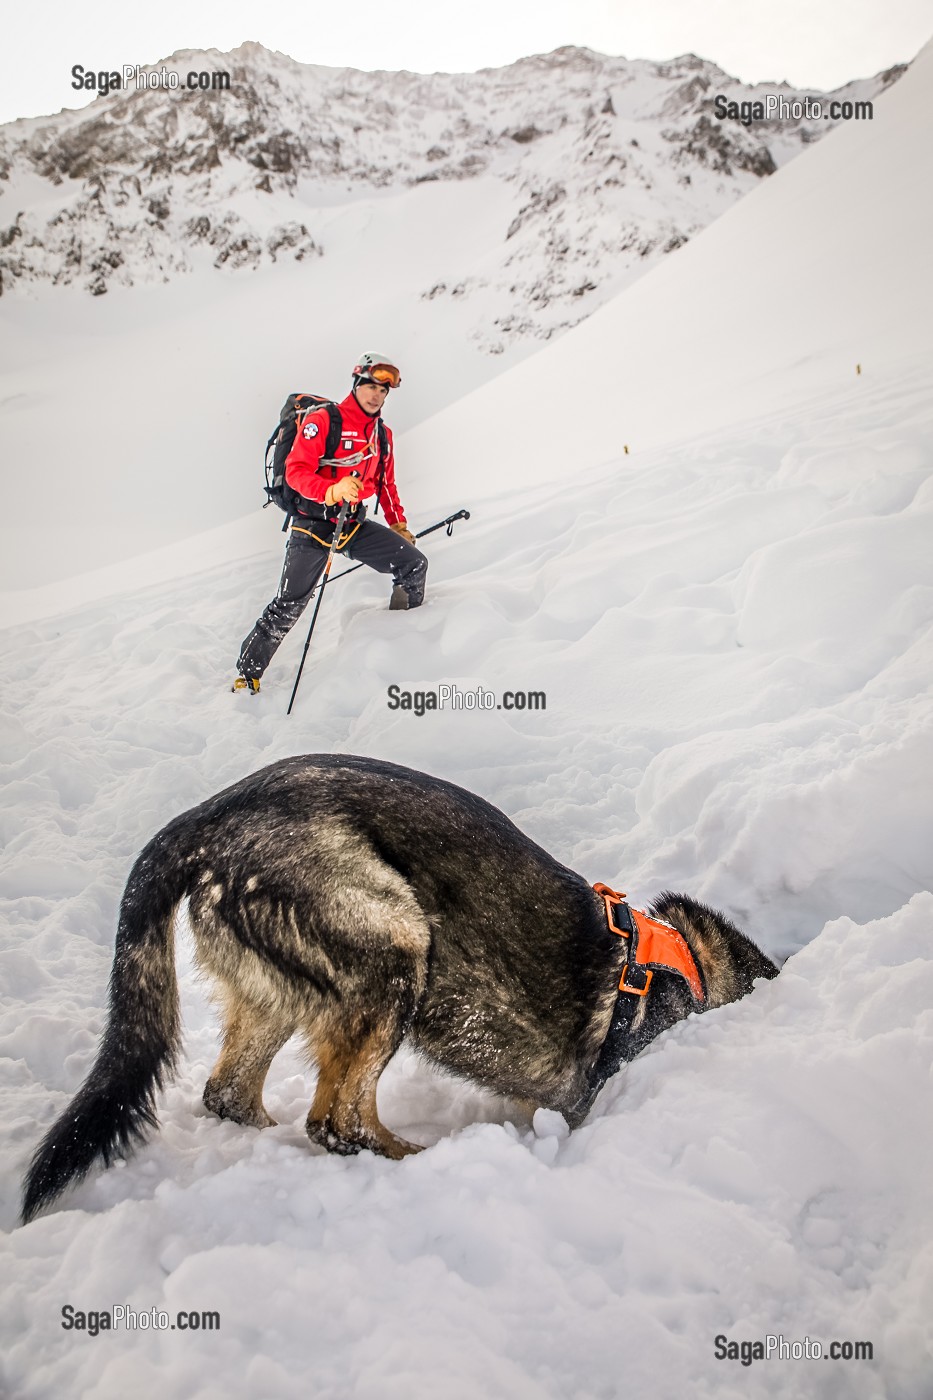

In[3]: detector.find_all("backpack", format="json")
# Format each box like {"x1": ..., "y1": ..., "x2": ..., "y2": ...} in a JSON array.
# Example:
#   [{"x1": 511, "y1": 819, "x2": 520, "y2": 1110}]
[{"x1": 263, "y1": 392, "x2": 389, "y2": 522}]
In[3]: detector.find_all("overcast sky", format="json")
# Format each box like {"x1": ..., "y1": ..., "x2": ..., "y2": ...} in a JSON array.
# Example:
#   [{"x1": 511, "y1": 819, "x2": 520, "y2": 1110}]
[{"x1": 1, "y1": 0, "x2": 930, "y2": 125}]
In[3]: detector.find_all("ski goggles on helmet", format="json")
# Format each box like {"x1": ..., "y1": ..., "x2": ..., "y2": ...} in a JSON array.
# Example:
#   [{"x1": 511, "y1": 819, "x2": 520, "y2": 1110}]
[{"x1": 354, "y1": 361, "x2": 402, "y2": 388}]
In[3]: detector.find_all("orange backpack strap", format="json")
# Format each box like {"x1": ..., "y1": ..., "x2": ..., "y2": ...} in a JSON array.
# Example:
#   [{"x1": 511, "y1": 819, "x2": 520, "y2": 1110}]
[{"x1": 594, "y1": 883, "x2": 705, "y2": 1005}]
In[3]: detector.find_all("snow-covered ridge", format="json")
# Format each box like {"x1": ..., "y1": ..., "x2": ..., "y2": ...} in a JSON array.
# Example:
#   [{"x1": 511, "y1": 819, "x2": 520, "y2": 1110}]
[
  {"x1": 0, "y1": 43, "x2": 904, "y2": 347},
  {"x1": 400, "y1": 37, "x2": 933, "y2": 501}
]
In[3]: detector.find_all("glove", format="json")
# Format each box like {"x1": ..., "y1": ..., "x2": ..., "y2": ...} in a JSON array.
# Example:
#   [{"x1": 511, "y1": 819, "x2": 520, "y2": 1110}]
[
  {"x1": 391, "y1": 521, "x2": 416, "y2": 544},
  {"x1": 325, "y1": 477, "x2": 361, "y2": 506}
]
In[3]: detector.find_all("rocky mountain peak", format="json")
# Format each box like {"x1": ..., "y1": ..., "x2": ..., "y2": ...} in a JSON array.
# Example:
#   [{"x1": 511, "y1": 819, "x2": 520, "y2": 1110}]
[{"x1": 0, "y1": 43, "x2": 904, "y2": 347}]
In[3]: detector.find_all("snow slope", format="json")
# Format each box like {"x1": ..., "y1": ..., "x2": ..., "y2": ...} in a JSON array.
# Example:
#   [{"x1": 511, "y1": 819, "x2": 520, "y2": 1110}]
[
  {"x1": 400, "y1": 36, "x2": 933, "y2": 506},
  {"x1": 0, "y1": 181, "x2": 526, "y2": 593},
  {"x1": 0, "y1": 43, "x2": 905, "y2": 592},
  {"x1": 1, "y1": 347, "x2": 931, "y2": 1397},
  {"x1": 0, "y1": 33, "x2": 931, "y2": 1400},
  {"x1": 0, "y1": 39, "x2": 924, "y2": 608}
]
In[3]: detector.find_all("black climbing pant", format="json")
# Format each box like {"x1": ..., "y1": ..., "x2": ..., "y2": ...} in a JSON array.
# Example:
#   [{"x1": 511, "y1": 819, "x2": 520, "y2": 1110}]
[{"x1": 237, "y1": 520, "x2": 428, "y2": 680}]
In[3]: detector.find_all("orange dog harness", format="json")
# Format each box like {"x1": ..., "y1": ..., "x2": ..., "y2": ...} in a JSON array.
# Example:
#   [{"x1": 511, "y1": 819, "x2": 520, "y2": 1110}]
[{"x1": 593, "y1": 883, "x2": 705, "y2": 1005}]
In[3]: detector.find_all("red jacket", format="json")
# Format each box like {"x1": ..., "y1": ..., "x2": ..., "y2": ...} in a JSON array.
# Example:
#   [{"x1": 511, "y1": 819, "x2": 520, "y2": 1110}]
[{"x1": 284, "y1": 393, "x2": 406, "y2": 526}]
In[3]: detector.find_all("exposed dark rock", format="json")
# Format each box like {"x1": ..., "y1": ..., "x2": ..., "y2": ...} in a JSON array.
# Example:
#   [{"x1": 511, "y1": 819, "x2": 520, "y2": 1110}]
[
  {"x1": 506, "y1": 183, "x2": 566, "y2": 240},
  {"x1": 0, "y1": 215, "x2": 23, "y2": 247},
  {"x1": 266, "y1": 222, "x2": 321, "y2": 262},
  {"x1": 0, "y1": 40, "x2": 905, "y2": 345},
  {"x1": 664, "y1": 115, "x2": 777, "y2": 177},
  {"x1": 214, "y1": 234, "x2": 261, "y2": 269}
]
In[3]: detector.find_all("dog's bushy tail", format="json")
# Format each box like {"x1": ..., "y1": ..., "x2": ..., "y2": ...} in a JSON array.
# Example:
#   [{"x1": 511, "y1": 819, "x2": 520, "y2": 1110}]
[{"x1": 21, "y1": 827, "x2": 193, "y2": 1224}]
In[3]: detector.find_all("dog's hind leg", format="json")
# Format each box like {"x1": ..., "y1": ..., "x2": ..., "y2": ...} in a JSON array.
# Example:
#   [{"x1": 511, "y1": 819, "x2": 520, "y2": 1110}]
[
  {"x1": 203, "y1": 991, "x2": 295, "y2": 1129},
  {"x1": 305, "y1": 1019, "x2": 422, "y2": 1160},
  {"x1": 303, "y1": 925, "x2": 429, "y2": 1161},
  {"x1": 287, "y1": 840, "x2": 433, "y2": 1160}
]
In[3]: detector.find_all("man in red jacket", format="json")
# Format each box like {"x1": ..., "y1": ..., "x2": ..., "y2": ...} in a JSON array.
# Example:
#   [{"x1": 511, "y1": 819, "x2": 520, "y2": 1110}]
[{"x1": 234, "y1": 354, "x2": 427, "y2": 692}]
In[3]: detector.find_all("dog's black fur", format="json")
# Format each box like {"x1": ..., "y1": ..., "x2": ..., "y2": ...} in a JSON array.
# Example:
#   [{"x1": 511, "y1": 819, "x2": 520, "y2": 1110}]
[{"x1": 22, "y1": 755, "x2": 777, "y2": 1222}]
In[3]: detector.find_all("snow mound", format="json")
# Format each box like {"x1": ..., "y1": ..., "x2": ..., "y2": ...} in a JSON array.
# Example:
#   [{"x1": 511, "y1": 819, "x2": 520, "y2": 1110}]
[
  {"x1": 2, "y1": 894, "x2": 930, "y2": 1398},
  {"x1": 1, "y1": 353, "x2": 931, "y2": 1396}
]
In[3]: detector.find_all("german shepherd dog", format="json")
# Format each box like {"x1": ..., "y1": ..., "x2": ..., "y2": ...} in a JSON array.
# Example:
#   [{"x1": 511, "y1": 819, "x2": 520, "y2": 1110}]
[{"x1": 22, "y1": 755, "x2": 777, "y2": 1223}]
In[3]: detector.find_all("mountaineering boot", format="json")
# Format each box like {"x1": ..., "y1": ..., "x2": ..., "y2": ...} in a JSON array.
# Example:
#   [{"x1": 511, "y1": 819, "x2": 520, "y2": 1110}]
[
  {"x1": 232, "y1": 676, "x2": 261, "y2": 695},
  {"x1": 389, "y1": 584, "x2": 410, "y2": 611}
]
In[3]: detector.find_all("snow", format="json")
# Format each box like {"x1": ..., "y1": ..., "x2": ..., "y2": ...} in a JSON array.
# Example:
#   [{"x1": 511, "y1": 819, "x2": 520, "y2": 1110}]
[
  {"x1": 401, "y1": 38, "x2": 933, "y2": 504},
  {"x1": 0, "y1": 43, "x2": 903, "y2": 591},
  {"x1": 0, "y1": 175, "x2": 530, "y2": 592},
  {"x1": 1, "y1": 33, "x2": 932, "y2": 1400}
]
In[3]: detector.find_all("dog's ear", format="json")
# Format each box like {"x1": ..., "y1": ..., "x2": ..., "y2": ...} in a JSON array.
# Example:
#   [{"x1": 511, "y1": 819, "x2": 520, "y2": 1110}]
[{"x1": 649, "y1": 892, "x2": 778, "y2": 1008}]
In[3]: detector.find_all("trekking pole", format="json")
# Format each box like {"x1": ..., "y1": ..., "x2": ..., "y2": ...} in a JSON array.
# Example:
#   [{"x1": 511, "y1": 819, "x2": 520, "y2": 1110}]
[
  {"x1": 286, "y1": 476, "x2": 360, "y2": 717},
  {"x1": 327, "y1": 509, "x2": 471, "y2": 586}
]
